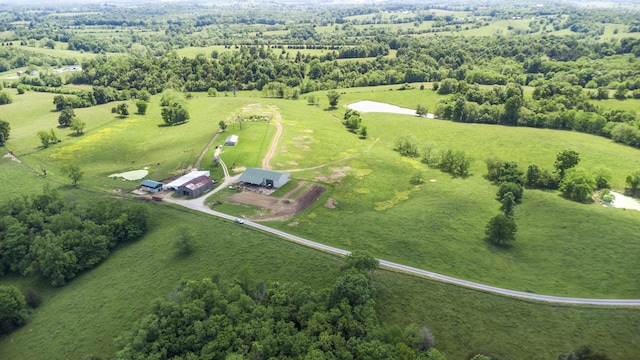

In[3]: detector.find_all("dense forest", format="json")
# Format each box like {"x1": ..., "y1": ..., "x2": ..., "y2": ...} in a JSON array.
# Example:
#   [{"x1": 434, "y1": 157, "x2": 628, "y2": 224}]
[
  {"x1": 0, "y1": 189, "x2": 149, "y2": 287},
  {"x1": 116, "y1": 253, "x2": 447, "y2": 360}
]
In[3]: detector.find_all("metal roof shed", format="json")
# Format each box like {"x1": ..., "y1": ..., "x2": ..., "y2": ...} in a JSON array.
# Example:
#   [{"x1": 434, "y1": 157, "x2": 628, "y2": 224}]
[
  {"x1": 225, "y1": 134, "x2": 238, "y2": 146},
  {"x1": 238, "y1": 168, "x2": 291, "y2": 188},
  {"x1": 165, "y1": 170, "x2": 211, "y2": 190},
  {"x1": 141, "y1": 180, "x2": 163, "y2": 193}
]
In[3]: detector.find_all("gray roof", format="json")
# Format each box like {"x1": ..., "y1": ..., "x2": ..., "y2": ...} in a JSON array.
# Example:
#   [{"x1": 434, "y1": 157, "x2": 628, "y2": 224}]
[
  {"x1": 141, "y1": 180, "x2": 163, "y2": 188},
  {"x1": 239, "y1": 168, "x2": 290, "y2": 184}
]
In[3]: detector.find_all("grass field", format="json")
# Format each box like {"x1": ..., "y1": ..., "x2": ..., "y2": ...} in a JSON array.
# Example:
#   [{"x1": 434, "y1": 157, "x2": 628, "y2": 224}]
[
  {"x1": 4, "y1": 87, "x2": 640, "y2": 299},
  {"x1": 257, "y1": 88, "x2": 640, "y2": 298},
  {"x1": 4, "y1": 43, "x2": 99, "y2": 61},
  {"x1": 0, "y1": 199, "x2": 638, "y2": 360},
  {"x1": 2, "y1": 86, "x2": 640, "y2": 360}
]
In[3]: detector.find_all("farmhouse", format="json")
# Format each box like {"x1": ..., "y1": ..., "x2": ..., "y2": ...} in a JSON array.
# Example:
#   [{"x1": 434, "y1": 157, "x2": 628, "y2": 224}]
[
  {"x1": 164, "y1": 170, "x2": 211, "y2": 190},
  {"x1": 177, "y1": 175, "x2": 214, "y2": 198},
  {"x1": 239, "y1": 168, "x2": 291, "y2": 188},
  {"x1": 225, "y1": 134, "x2": 239, "y2": 146},
  {"x1": 140, "y1": 179, "x2": 163, "y2": 193}
]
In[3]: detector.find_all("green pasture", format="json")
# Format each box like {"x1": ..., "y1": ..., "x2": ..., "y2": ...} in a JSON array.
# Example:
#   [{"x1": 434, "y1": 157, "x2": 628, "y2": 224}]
[
  {"x1": 0, "y1": 30, "x2": 14, "y2": 40},
  {"x1": 3, "y1": 92, "x2": 260, "y2": 192},
  {"x1": 338, "y1": 86, "x2": 446, "y2": 114},
  {"x1": 174, "y1": 45, "x2": 231, "y2": 58},
  {"x1": 343, "y1": 11, "x2": 417, "y2": 22},
  {"x1": 260, "y1": 29, "x2": 289, "y2": 37},
  {"x1": 594, "y1": 98, "x2": 640, "y2": 115},
  {"x1": 0, "y1": 154, "x2": 50, "y2": 192},
  {"x1": 4, "y1": 86, "x2": 640, "y2": 299},
  {"x1": 600, "y1": 24, "x2": 640, "y2": 40},
  {"x1": 2, "y1": 86, "x2": 640, "y2": 359},
  {"x1": 6, "y1": 43, "x2": 97, "y2": 61},
  {"x1": 0, "y1": 201, "x2": 638, "y2": 360},
  {"x1": 258, "y1": 88, "x2": 640, "y2": 298},
  {"x1": 425, "y1": 19, "x2": 532, "y2": 37}
]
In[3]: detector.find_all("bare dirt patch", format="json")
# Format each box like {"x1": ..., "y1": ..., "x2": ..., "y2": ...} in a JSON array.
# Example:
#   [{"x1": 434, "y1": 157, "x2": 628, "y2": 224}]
[
  {"x1": 227, "y1": 183, "x2": 326, "y2": 221},
  {"x1": 3, "y1": 153, "x2": 21, "y2": 163},
  {"x1": 325, "y1": 198, "x2": 338, "y2": 209},
  {"x1": 315, "y1": 166, "x2": 352, "y2": 182}
]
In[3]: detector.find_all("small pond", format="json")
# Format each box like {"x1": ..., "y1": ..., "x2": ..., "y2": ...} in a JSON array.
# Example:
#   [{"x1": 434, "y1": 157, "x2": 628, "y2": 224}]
[
  {"x1": 109, "y1": 169, "x2": 149, "y2": 181},
  {"x1": 603, "y1": 191, "x2": 640, "y2": 212},
  {"x1": 347, "y1": 100, "x2": 435, "y2": 118}
]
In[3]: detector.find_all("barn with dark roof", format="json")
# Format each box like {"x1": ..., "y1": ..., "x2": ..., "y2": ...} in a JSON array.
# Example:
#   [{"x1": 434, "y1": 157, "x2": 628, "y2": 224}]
[{"x1": 177, "y1": 175, "x2": 214, "y2": 198}]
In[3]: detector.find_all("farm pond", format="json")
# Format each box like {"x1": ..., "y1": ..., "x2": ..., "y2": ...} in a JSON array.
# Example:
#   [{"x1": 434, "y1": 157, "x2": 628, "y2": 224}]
[{"x1": 347, "y1": 100, "x2": 435, "y2": 118}]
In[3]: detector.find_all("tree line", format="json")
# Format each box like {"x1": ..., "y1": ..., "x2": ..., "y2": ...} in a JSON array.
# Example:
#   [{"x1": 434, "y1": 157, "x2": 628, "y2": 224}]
[
  {"x1": 434, "y1": 80, "x2": 640, "y2": 149},
  {"x1": 0, "y1": 189, "x2": 149, "y2": 287},
  {"x1": 116, "y1": 252, "x2": 446, "y2": 360}
]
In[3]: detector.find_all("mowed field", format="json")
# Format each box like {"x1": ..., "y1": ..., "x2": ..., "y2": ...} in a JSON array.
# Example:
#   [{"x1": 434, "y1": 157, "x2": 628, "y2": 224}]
[{"x1": 1, "y1": 87, "x2": 640, "y2": 359}]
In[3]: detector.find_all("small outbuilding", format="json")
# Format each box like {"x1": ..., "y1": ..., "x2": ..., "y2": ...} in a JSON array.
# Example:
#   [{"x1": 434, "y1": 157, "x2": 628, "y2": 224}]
[
  {"x1": 225, "y1": 134, "x2": 239, "y2": 146},
  {"x1": 177, "y1": 175, "x2": 214, "y2": 198},
  {"x1": 239, "y1": 168, "x2": 291, "y2": 189},
  {"x1": 141, "y1": 179, "x2": 163, "y2": 193}
]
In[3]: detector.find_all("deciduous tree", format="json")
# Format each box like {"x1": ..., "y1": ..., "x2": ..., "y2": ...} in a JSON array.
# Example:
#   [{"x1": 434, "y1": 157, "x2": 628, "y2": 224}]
[
  {"x1": 135, "y1": 100, "x2": 148, "y2": 115},
  {"x1": 0, "y1": 285, "x2": 28, "y2": 336},
  {"x1": 341, "y1": 251, "x2": 379, "y2": 272},
  {"x1": 485, "y1": 214, "x2": 517, "y2": 246},
  {"x1": 326, "y1": 90, "x2": 340, "y2": 108},
  {"x1": 559, "y1": 170, "x2": 596, "y2": 202},
  {"x1": 498, "y1": 182, "x2": 524, "y2": 203},
  {"x1": 161, "y1": 104, "x2": 189, "y2": 125},
  {"x1": 416, "y1": 104, "x2": 428, "y2": 116},
  {"x1": 395, "y1": 134, "x2": 420, "y2": 157},
  {"x1": 0, "y1": 120, "x2": 9, "y2": 146},
  {"x1": 61, "y1": 164, "x2": 84, "y2": 187},
  {"x1": 58, "y1": 108, "x2": 75, "y2": 127},
  {"x1": 69, "y1": 117, "x2": 85, "y2": 135},
  {"x1": 626, "y1": 170, "x2": 640, "y2": 195},
  {"x1": 500, "y1": 192, "x2": 516, "y2": 218},
  {"x1": 116, "y1": 102, "x2": 129, "y2": 116},
  {"x1": 0, "y1": 90, "x2": 12, "y2": 105},
  {"x1": 554, "y1": 149, "x2": 580, "y2": 178}
]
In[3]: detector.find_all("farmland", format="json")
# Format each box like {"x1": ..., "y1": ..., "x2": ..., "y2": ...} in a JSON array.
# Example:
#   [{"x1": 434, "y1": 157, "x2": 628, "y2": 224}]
[{"x1": 1, "y1": 0, "x2": 640, "y2": 359}]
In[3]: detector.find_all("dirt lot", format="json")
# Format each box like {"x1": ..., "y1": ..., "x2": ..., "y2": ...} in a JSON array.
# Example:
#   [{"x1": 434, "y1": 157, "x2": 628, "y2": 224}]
[{"x1": 227, "y1": 182, "x2": 325, "y2": 221}]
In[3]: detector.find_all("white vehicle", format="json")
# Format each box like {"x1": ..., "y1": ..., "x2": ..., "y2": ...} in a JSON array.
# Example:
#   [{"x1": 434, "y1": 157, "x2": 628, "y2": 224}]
[{"x1": 234, "y1": 218, "x2": 244, "y2": 224}]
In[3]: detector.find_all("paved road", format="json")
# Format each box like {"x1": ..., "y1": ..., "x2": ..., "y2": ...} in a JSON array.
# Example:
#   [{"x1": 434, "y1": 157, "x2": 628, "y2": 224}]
[{"x1": 164, "y1": 156, "x2": 640, "y2": 306}]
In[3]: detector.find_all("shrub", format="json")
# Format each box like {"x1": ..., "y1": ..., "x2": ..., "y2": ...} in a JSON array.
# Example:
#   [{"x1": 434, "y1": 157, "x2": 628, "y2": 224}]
[
  {"x1": 395, "y1": 134, "x2": 420, "y2": 157},
  {"x1": 559, "y1": 170, "x2": 596, "y2": 202},
  {"x1": 498, "y1": 182, "x2": 523, "y2": 203},
  {"x1": 24, "y1": 288, "x2": 43, "y2": 309}
]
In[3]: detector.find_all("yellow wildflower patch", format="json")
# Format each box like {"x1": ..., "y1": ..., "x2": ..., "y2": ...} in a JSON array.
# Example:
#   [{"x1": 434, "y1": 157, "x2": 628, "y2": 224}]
[
  {"x1": 49, "y1": 126, "x2": 121, "y2": 160},
  {"x1": 374, "y1": 190, "x2": 413, "y2": 211}
]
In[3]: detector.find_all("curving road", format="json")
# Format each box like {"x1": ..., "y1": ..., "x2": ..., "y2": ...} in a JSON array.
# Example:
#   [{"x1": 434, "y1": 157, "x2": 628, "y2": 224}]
[
  {"x1": 164, "y1": 149, "x2": 640, "y2": 307},
  {"x1": 164, "y1": 195, "x2": 640, "y2": 307}
]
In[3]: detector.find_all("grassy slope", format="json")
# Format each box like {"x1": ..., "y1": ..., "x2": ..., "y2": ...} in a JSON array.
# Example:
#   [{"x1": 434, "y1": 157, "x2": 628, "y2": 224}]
[
  {"x1": 261, "y1": 89, "x2": 640, "y2": 298},
  {"x1": 4, "y1": 89, "x2": 640, "y2": 299},
  {"x1": 1, "y1": 85, "x2": 640, "y2": 359},
  {"x1": 0, "y1": 199, "x2": 638, "y2": 360}
]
